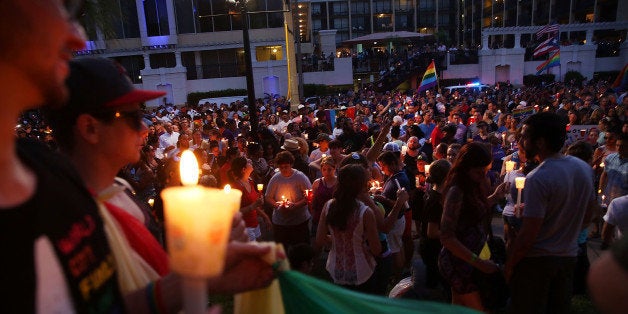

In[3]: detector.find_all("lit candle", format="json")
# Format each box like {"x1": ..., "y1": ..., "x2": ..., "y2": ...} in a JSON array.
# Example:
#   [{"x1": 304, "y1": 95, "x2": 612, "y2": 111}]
[
  {"x1": 257, "y1": 184, "x2": 264, "y2": 192},
  {"x1": 401, "y1": 145, "x2": 408, "y2": 155},
  {"x1": 505, "y1": 160, "x2": 516, "y2": 172},
  {"x1": 322, "y1": 154, "x2": 327, "y2": 158},
  {"x1": 147, "y1": 198, "x2": 155, "y2": 207},
  {"x1": 394, "y1": 179, "x2": 410, "y2": 209},
  {"x1": 304, "y1": 133, "x2": 309, "y2": 140},
  {"x1": 424, "y1": 164, "x2": 431, "y2": 175},
  {"x1": 515, "y1": 177, "x2": 526, "y2": 215},
  {"x1": 600, "y1": 162, "x2": 605, "y2": 168},
  {"x1": 161, "y1": 151, "x2": 242, "y2": 314}
]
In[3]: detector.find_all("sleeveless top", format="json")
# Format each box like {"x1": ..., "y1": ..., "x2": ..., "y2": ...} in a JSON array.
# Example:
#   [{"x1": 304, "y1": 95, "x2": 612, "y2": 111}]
[
  {"x1": 233, "y1": 179, "x2": 260, "y2": 228},
  {"x1": 311, "y1": 178, "x2": 335, "y2": 224},
  {"x1": 325, "y1": 201, "x2": 376, "y2": 285}
]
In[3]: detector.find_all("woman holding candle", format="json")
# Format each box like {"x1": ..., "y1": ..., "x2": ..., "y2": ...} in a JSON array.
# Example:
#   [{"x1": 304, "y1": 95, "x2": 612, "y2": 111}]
[
  {"x1": 230, "y1": 157, "x2": 272, "y2": 241},
  {"x1": 315, "y1": 164, "x2": 381, "y2": 293},
  {"x1": 438, "y1": 142, "x2": 508, "y2": 311},
  {"x1": 501, "y1": 141, "x2": 530, "y2": 250},
  {"x1": 265, "y1": 151, "x2": 313, "y2": 249},
  {"x1": 310, "y1": 156, "x2": 337, "y2": 234}
]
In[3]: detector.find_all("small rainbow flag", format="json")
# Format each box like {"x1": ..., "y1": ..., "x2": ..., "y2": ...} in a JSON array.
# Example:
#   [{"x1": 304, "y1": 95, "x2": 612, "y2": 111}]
[
  {"x1": 612, "y1": 64, "x2": 628, "y2": 91},
  {"x1": 536, "y1": 50, "x2": 560, "y2": 75},
  {"x1": 418, "y1": 60, "x2": 437, "y2": 93}
]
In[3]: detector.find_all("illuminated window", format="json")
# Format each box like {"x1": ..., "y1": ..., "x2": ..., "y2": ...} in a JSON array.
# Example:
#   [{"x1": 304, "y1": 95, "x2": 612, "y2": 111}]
[{"x1": 256, "y1": 45, "x2": 284, "y2": 61}]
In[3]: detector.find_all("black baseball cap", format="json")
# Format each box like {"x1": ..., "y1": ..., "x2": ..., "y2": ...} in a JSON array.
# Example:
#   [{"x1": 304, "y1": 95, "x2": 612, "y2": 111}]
[{"x1": 64, "y1": 57, "x2": 166, "y2": 113}]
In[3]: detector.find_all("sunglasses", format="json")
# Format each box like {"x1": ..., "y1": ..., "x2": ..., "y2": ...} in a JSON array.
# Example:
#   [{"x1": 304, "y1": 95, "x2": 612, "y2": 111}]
[{"x1": 90, "y1": 109, "x2": 145, "y2": 131}]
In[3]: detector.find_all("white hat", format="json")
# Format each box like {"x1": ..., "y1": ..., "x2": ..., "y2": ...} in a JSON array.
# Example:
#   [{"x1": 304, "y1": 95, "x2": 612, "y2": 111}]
[{"x1": 297, "y1": 104, "x2": 305, "y2": 109}]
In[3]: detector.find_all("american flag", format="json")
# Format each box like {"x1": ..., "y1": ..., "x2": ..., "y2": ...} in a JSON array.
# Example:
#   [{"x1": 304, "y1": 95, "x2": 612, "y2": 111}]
[
  {"x1": 536, "y1": 23, "x2": 559, "y2": 39},
  {"x1": 533, "y1": 36, "x2": 559, "y2": 57}
]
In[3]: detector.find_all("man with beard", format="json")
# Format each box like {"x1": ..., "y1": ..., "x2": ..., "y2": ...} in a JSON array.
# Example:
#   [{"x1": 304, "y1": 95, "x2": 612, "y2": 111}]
[{"x1": 505, "y1": 112, "x2": 597, "y2": 314}]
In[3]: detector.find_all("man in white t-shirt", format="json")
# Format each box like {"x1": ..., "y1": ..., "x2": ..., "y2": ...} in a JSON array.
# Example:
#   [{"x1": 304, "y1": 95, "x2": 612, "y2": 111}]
[{"x1": 602, "y1": 195, "x2": 628, "y2": 249}]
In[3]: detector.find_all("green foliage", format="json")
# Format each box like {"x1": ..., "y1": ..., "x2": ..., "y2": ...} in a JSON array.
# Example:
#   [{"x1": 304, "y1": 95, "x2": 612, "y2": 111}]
[
  {"x1": 523, "y1": 74, "x2": 555, "y2": 87},
  {"x1": 593, "y1": 71, "x2": 620, "y2": 84},
  {"x1": 303, "y1": 84, "x2": 353, "y2": 97},
  {"x1": 187, "y1": 89, "x2": 248, "y2": 106},
  {"x1": 564, "y1": 71, "x2": 585, "y2": 86}
]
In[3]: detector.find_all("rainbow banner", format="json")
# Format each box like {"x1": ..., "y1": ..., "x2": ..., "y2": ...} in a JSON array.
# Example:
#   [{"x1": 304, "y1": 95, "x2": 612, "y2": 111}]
[
  {"x1": 536, "y1": 50, "x2": 560, "y2": 75},
  {"x1": 417, "y1": 60, "x2": 437, "y2": 93},
  {"x1": 612, "y1": 64, "x2": 628, "y2": 91}
]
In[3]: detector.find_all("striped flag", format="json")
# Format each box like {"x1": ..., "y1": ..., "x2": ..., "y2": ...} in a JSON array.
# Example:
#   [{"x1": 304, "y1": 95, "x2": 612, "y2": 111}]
[
  {"x1": 536, "y1": 23, "x2": 559, "y2": 39},
  {"x1": 536, "y1": 50, "x2": 560, "y2": 75},
  {"x1": 533, "y1": 35, "x2": 559, "y2": 57},
  {"x1": 417, "y1": 60, "x2": 437, "y2": 93},
  {"x1": 612, "y1": 64, "x2": 628, "y2": 91}
]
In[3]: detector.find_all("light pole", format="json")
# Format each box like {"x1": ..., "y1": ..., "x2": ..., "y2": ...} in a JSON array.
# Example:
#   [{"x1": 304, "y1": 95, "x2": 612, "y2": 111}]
[{"x1": 228, "y1": 0, "x2": 258, "y2": 133}]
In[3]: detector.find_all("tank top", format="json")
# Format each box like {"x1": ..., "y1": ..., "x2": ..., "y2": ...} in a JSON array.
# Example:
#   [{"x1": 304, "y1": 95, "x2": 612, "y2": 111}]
[
  {"x1": 233, "y1": 179, "x2": 259, "y2": 228},
  {"x1": 312, "y1": 178, "x2": 335, "y2": 224},
  {"x1": 325, "y1": 201, "x2": 376, "y2": 285}
]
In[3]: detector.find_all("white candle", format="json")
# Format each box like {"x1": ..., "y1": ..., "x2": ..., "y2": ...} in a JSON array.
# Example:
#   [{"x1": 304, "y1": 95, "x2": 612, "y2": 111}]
[
  {"x1": 162, "y1": 151, "x2": 242, "y2": 278},
  {"x1": 401, "y1": 145, "x2": 408, "y2": 155},
  {"x1": 394, "y1": 179, "x2": 410, "y2": 209},
  {"x1": 505, "y1": 161, "x2": 515, "y2": 172},
  {"x1": 257, "y1": 184, "x2": 264, "y2": 192},
  {"x1": 515, "y1": 177, "x2": 526, "y2": 213},
  {"x1": 424, "y1": 164, "x2": 431, "y2": 175},
  {"x1": 304, "y1": 133, "x2": 309, "y2": 140}
]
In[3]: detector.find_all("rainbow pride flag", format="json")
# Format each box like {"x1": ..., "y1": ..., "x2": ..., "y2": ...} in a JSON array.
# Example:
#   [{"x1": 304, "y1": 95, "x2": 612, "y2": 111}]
[
  {"x1": 536, "y1": 50, "x2": 560, "y2": 75},
  {"x1": 612, "y1": 63, "x2": 628, "y2": 91},
  {"x1": 417, "y1": 60, "x2": 437, "y2": 93}
]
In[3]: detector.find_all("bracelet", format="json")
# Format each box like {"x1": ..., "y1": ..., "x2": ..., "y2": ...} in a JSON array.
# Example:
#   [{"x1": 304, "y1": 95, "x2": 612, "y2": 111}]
[{"x1": 469, "y1": 253, "x2": 478, "y2": 264}]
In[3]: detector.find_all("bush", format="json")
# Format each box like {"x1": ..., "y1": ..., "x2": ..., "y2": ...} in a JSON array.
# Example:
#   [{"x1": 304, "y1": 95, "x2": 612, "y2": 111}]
[
  {"x1": 187, "y1": 89, "x2": 248, "y2": 107},
  {"x1": 303, "y1": 84, "x2": 353, "y2": 97},
  {"x1": 593, "y1": 71, "x2": 620, "y2": 84},
  {"x1": 523, "y1": 74, "x2": 555, "y2": 87},
  {"x1": 564, "y1": 71, "x2": 585, "y2": 86}
]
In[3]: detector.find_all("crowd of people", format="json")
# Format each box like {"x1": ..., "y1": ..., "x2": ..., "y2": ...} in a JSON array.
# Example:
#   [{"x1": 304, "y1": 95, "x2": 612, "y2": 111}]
[{"x1": 3, "y1": 1, "x2": 628, "y2": 313}]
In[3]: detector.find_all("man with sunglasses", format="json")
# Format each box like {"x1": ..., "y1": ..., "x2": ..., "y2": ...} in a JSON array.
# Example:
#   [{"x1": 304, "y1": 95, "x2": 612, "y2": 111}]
[{"x1": 0, "y1": 2, "x2": 275, "y2": 313}]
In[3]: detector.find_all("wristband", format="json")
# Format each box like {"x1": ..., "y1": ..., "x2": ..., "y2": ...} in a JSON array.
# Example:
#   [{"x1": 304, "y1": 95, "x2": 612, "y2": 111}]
[{"x1": 469, "y1": 253, "x2": 478, "y2": 264}]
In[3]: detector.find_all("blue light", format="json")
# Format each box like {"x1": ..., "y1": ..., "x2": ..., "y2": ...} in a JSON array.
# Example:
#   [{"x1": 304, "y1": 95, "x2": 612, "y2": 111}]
[{"x1": 466, "y1": 82, "x2": 480, "y2": 87}]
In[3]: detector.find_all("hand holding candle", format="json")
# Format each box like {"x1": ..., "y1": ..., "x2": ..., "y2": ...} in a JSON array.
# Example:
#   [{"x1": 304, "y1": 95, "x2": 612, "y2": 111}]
[
  {"x1": 394, "y1": 179, "x2": 410, "y2": 209},
  {"x1": 161, "y1": 151, "x2": 242, "y2": 314},
  {"x1": 257, "y1": 184, "x2": 264, "y2": 192}
]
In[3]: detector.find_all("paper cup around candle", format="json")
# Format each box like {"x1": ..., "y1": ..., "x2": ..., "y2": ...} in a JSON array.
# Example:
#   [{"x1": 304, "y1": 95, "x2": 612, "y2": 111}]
[
  {"x1": 424, "y1": 164, "x2": 431, "y2": 175},
  {"x1": 257, "y1": 184, "x2": 264, "y2": 192},
  {"x1": 505, "y1": 160, "x2": 515, "y2": 172},
  {"x1": 162, "y1": 187, "x2": 241, "y2": 278},
  {"x1": 515, "y1": 177, "x2": 526, "y2": 189}
]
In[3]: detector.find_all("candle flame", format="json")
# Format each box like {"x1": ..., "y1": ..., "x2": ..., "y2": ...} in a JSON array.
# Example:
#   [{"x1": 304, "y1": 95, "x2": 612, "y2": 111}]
[
  {"x1": 180, "y1": 151, "x2": 199, "y2": 186},
  {"x1": 224, "y1": 184, "x2": 231, "y2": 193}
]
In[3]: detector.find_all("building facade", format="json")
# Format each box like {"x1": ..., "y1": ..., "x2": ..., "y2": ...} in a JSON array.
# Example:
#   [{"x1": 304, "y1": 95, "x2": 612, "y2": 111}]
[{"x1": 76, "y1": 0, "x2": 353, "y2": 107}]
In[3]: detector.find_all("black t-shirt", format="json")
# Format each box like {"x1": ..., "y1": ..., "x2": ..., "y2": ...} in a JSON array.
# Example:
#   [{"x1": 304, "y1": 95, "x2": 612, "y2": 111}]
[
  {"x1": 421, "y1": 189, "x2": 443, "y2": 239},
  {"x1": 0, "y1": 139, "x2": 124, "y2": 313}
]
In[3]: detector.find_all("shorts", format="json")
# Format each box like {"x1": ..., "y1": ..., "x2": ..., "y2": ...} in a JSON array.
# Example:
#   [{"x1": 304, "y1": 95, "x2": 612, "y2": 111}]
[
  {"x1": 388, "y1": 216, "x2": 406, "y2": 254},
  {"x1": 246, "y1": 225, "x2": 261, "y2": 241}
]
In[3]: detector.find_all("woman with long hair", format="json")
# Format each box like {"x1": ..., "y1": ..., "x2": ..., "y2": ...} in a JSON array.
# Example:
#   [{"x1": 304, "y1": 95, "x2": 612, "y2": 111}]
[
  {"x1": 315, "y1": 164, "x2": 381, "y2": 293},
  {"x1": 230, "y1": 156, "x2": 271, "y2": 241},
  {"x1": 438, "y1": 142, "x2": 508, "y2": 311}
]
